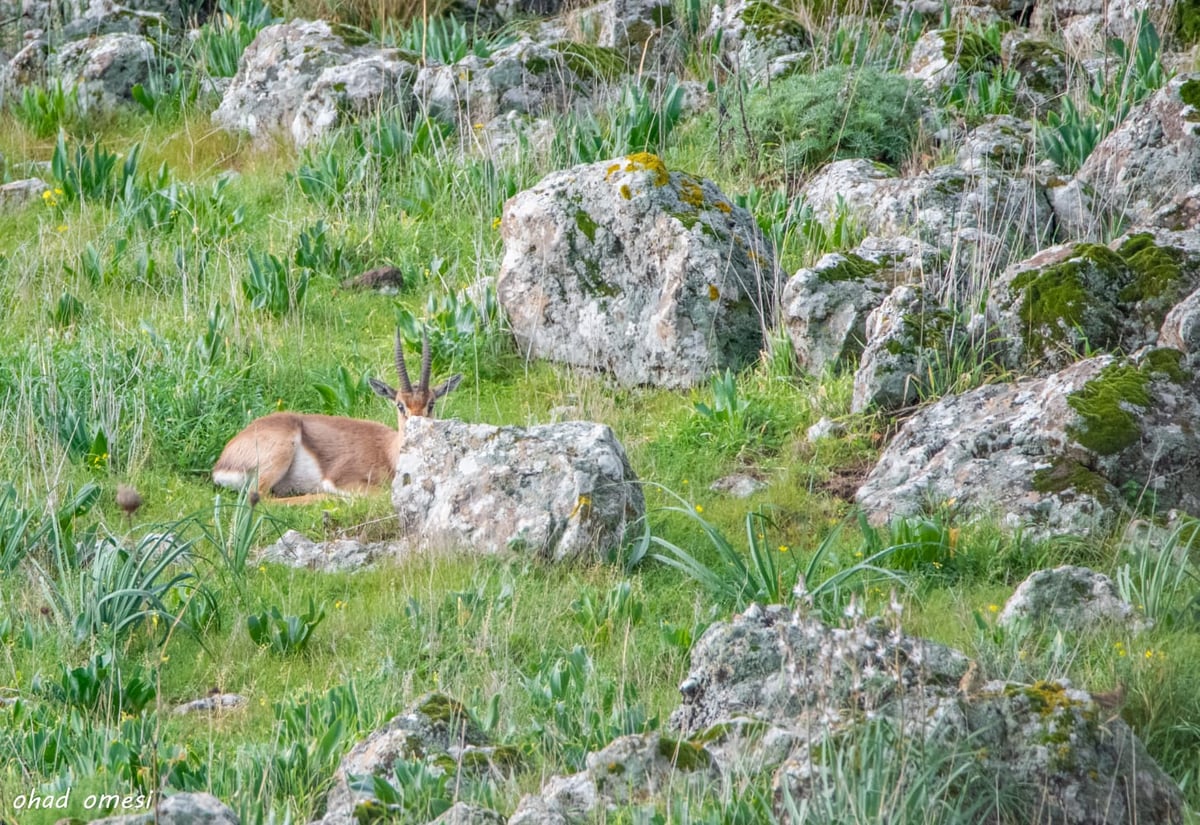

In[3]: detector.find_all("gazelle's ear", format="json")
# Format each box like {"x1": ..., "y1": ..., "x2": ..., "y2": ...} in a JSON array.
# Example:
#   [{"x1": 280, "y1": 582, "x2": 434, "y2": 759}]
[
  {"x1": 434, "y1": 374, "x2": 463, "y2": 398},
  {"x1": 369, "y1": 378, "x2": 397, "y2": 399}
]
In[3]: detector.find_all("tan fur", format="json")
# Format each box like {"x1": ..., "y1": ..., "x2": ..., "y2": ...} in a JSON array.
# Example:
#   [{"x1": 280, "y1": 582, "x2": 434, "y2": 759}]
[{"x1": 211, "y1": 335, "x2": 461, "y2": 503}]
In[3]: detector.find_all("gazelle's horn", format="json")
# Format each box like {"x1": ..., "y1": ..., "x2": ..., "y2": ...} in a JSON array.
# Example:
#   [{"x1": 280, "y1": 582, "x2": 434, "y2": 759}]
[
  {"x1": 395, "y1": 331, "x2": 414, "y2": 393},
  {"x1": 419, "y1": 331, "x2": 433, "y2": 392}
]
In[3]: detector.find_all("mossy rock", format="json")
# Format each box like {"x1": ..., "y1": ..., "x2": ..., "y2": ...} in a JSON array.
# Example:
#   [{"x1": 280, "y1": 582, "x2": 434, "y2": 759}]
[
  {"x1": 1114, "y1": 233, "x2": 1186, "y2": 314},
  {"x1": 1177, "y1": 1, "x2": 1200, "y2": 46},
  {"x1": 941, "y1": 28, "x2": 1002, "y2": 75},
  {"x1": 1009, "y1": 245, "x2": 1129, "y2": 362},
  {"x1": 657, "y1": 735, "x2": 713, "y2": 771},
  {"x1": 1066, "y1": 362, "x2": 1152, "y2": 455},
  {"x1": 741, "y1": 0, "x2": 809, "y2": 41},
  {"x1": 815, "y1": 252, "x2": 880, "y2": 283},
  {"x1": 1031, "y1": 457, "x2": 1116, "y2": 503}
]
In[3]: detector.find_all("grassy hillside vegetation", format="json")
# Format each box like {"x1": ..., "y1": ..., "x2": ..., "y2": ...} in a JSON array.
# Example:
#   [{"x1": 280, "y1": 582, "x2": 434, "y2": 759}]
[{"x1": 2, "y1": 0, "x2": 1200, "y2": 822}]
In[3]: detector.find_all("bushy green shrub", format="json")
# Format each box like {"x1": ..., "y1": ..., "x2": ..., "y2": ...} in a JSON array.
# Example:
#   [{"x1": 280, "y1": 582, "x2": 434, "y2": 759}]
[{"x1": 741, "y1": 65, "x2": 924, "y2": 173}]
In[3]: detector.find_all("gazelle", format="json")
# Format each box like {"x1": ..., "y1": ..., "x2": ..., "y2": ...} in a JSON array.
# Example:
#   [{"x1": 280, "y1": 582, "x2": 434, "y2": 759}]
[{"x1": 212, "y1": 333, "x2": 462, "y2": 503}]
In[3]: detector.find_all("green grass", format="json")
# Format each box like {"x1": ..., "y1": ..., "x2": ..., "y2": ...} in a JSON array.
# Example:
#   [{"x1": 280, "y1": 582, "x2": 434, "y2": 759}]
[{"x1": 2, "y1": 5, "x2": 1200, "y2": 822}]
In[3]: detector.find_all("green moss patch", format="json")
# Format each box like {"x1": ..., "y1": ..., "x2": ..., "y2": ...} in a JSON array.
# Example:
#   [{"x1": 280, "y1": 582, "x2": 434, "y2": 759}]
[
  {"x1": 657, "y1": 735, "x2": 713, "y2": 771},
  {"x1": 575, "y1": 209, "x2": 599, "y2": 243},
  {"x1": 1066, "y1": 363, "x2": 1152, "y2": 455},
  {"x1": 1031, "y1": 457, "x2": 1115, "y2": 502},
  {"x1": 1115, "y1": 233, "x2": 1185, "y2": 311},
  {"x1": 815, "y1": 252, "x2": 880, "y2": 283}
]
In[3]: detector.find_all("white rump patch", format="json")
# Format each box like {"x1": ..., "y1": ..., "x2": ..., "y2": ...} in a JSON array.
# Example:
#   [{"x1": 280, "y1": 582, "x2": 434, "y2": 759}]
[{"x1": 212, "y1": 469, "x2": 248, "y2": 490}]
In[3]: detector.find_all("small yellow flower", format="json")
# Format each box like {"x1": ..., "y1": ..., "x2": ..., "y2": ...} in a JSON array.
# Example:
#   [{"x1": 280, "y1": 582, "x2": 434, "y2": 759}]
[
  {"x1": 681, "y1": 479, "x2": 689, "y2": 485},
  {"x1": 778, "y1": 544, "x2": 789, "y2": 553},
  {"x1": 987, "y1": 604, "x2": 999, "y2": 613},
  {"x1": 57, "y1": 224, "x2": 68, "y2": 232},
  {"x1": 473, "y1": 122, "x2": 484, "y2": 130},
  {"x1": 335, "y1": 600, "x2": 346, "y2": 609},
  {"x1": 160, "y1": 654, "x2": 169, "y2": 663},
  {"x1": 694, "y1": 504, "x2": 704, "y2": 514},
  {"x1": 1144, "y1": 649, "x2": 1155, "y2": 659},
  {"x1": 491, "y1": 216, "x2": 502, "y2": 230}
]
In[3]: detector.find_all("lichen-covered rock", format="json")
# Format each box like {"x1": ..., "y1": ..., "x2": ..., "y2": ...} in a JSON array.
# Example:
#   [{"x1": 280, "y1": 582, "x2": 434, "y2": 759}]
[
  {"x1": 212, "y1": 20, "x2": 374, "y2": 140},
  {"x1": 568, "y1": 0, "x2": 674, "y2": 54},
  {"x1": 53, "y1": 31, "x2": 156, "y2": 112},
  {"x1": 782, "y1": 252, "x2": 889, "y2": 376},
  {"x1": 291, "y1": 53, "x2": 418, "y2": 147},
  {"x1": 955, "y1": 114, "x2": 1033, "y2": 172},
  {"x1": 60, "y1": 0, "x2": 170, "y2": 39},
  {"x1": 173, "y1": 693, "x2": 248, "y2": 714},
  {"x1": 428, "y1": 803, "x2": 507, "y2": 825},
  {"x1": 1160, "y1": 286, "x2": 1200, "y2": 366},
  {"x1": 392, "y1": 417, "x2": 644, "y2": 561},
  {"x1": 1032, "y1": 0, "x2": 1175, "y2": 51},
  {"x1": 703, "y1": 0, "x2": 810, "y2": 81},
  {"x1": 672, "y1": 602, "x2": 1183, "y2": 825},
  {"x1": 415, "y1": 37, "x2": 581, "y2": 129},
  {"x1": 856, "y1": 351, "x2": 1200, "y2": 535},
  {"x1": 851, "y1": 283, "x2": 965, "y2": 413},
  {"x1": 999, "y1": 565, "x2": 1147, "y2": 632},
  {"x1": 497, "y1": 154, "x2": 777, "y2": 388},
  {"x1": 259, "y1": 529, "x2": 390, "y2": 571},
  {"x1": 88, "y1": 792, "x2": 240, "y2": 824},
  {"x1": 990, "y1": 229, "x2": 1200, "y2": 372},
  {"x1": 800, "y1": 159, "x2": 1055, "y2": 296},
  {"x1": 1002, "y1": 33, "x2": 1074, "y2": 112},
  {"x1": 1056, "y1": 73, "x2": 1200, "y2": 235},
  {"x1": 508, "y1": 734, "x2": 718, "y2": 824},
  {"x1": 316, "y1": 693, "x2": 489, "y2": 825}
]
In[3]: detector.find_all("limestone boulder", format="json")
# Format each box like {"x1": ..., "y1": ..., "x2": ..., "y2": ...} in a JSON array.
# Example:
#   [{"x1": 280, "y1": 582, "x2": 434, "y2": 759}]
[
  {"x1": 856, "y1": 351, "x2": 1200, "y2": 536},
  {"x1": 392, "y1": 417, "x2": 644, "y2": 561},
  {"x1": 671, "y1": 602, "x2": 1183, "y2": 825},
  {"x1": 1055, "y1": 73, "x2": 1200, "y2": 235},
  {"x1": 702, "y1": 0, "x2": 809, "y2": 81},
  {"x1": 782, "y1": 253, "x2": 889, "y2": 376},
  {"x1": 415, "y1": 38, "x2": 582, "y2": 130},
  {"x1": 53, "y1": 31, "x2": 156, "y2": 113},
  {"x1": 567, "y1": 0, "x2": 675, "y2": 55},
  {"x1": 212, "y1": 20, "x2": 374, "y2": 140},
  {"x1": 0, "y1": 177, "x2": 49, "y2": 211},
  {"x1": 316, "y1": 693, "x2": 493, "y2": 825},
  {"x1": 497, "y1": 154, "x2": 777, "y2": 387},
  {"x1": 88, "y1": 793, "x2": 240, "y2": 825},
  {"x1": 508, "y1": 733, "x2": 718, "y2": 825},
  {"x1": 999, "y1": 565, "x2": 1147, "y2": 632},
  {"x1": 291, "y1": 53, "x2": 418, "y2": 148},
  {"x1": 1160, "y1": 286, "x2": 1200, "y2": 367}
]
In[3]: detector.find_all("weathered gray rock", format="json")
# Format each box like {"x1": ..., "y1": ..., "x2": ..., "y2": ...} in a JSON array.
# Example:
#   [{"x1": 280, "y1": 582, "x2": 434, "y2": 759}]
[
  {"x1": 392, "y1": 417, "x2": 644, "y2": 561},
  {"x1": 709, "y1": 473, "x2": 766, "y2": 498},
  {"x1": 60, "y1": 0, "x2": 169, "y2": 39},
  {"x1": 782, "y1": 252, "x2": 889, "y2": 376},
  {"x1": 999, "y1": 565, "x2": 1147, "y2": 632},
  {"x1": 88, "y1": 793, "x2": 240, "y2": 825},
  {"x1": 1160, "y1": 286, "x2": 1200, "y2": 366},
  {"x1": 856, "y1": 351, "x2": 1200, "y2": 535},
  {"x1": 0, "y1": 177, "x2": 49, "y2": 210},
  {"x1": 291, "y1": 53, "x2": 418, "y2": 147},
  {"x1": 509, "y1": 733, "x2": 717, "y2": 825},
  {"x1": 429, "y1": 803, "x2": 507, "y2": 825},
  {"x1": 955, "y1": 114, "x2": 1033, "y2": 172},
  {"x1": 1056, "y1": 74, "x2": 1200, "y2": 235},
  {"x1": 53, "y1": 31, "x2": 156, "y2": 112},
  {"x1": 1002, "y1": 33, "x2": 1075, "y2": 113},
  {"x1": 568, "y1": 0, "x2": 674, "y2": 54},
  {"x1": 212, "y1": 20, "x2": 373, "y2": 140},
  {"x1": 497, "y1": 155, "x2": 777, "y2": 388},
  {"x1": 852, "y1": 283, "x2": 965, "y2": 413},
  {"x1": 174, "y1": 693, "x2": 248, "y2": 714},
  {"x1": 415, "y1": 38, "x2": 581, "y2": 129},
  {"x1": 801, "y1": 159, "x2": 1055, "y2": 298},
  {"x1": 1032, "y1": 0, "x2": 1175, "y2": 51},
  {"x1": 989, "y1": 229, "x2": 1200, "y2": 372},
  {"x1": 259, "y1": 529, "x2": 389, "y2": 571},
  {"x1": 702, "y1": 0, "x2": 809, "y2": 81},
  {"x1": 317, "y1": 694, "x2": 487, "y2": 825},
  {"x1": 672, "y1": 602, "x2": 1183, "y2": 825}
]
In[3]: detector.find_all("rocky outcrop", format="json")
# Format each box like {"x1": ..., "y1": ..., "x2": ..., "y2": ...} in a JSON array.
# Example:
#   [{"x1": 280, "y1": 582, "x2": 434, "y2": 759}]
[
  {"x1": 702, "y1": 0, "x2": 809, "y2": 81},
  {"x1": 316, "y1": 693, "x2": 504, "y2": 825},
  {"x1": 670, "y1": 601, "x2": 1183, "y2": 825},
  {"x1": 53, "y1": 31, "x2": 156, "y2": 112},
  {"x1": 212, "y1": 20, "x2": 379, "y2": 140},
  {"x1": 291, "y1": 54, "x2": 418, "y2": 148},
  {"x1": 989, "y1": 229, "x2": 1200, "y2": 372},
  {"x1": 856, "y1": 351, "x2": 1200, "y2": 536},
  {"x1": 497, "y1": 154, "x2": 777, "y2": 388},
  {"x1": 88, "y1": 793, "x2": 240, "y2": 825},
  {"x1": 392, "y1": 417, "x2": 644, "y2": 561},
  {"x1": 508, "y1": 733, "x2": 718, "y2": 824},
  {"x1": 1053, "y1": 73, "x2": 1200, "y2": 235}
]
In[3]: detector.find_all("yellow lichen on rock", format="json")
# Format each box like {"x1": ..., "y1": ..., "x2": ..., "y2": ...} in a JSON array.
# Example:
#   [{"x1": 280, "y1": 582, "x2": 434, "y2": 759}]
[{"x1": 625, "y1": 152, "x2": 670, "y2": 186}]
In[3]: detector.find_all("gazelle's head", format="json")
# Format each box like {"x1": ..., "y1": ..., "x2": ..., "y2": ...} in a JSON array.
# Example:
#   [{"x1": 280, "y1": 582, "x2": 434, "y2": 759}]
[{"x1": 370, "y1": 332, "x2": 463, "y2": 425}]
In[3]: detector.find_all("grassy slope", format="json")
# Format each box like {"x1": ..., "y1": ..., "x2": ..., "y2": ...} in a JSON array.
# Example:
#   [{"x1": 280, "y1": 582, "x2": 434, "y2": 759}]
[{"x1": 1, "y1": 6, "x2": 1199, "y2": 824}]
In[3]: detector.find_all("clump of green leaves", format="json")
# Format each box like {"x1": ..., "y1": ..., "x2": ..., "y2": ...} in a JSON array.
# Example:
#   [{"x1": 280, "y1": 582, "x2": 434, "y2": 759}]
[
  {"x1": 15, "y1": 82, "x2": 78, "y2": 138},
  {"x1": 740, "y1": 64, "x2": 924, "y2": 174},
  {"x1": 33, "y1": 651, "x2": 157, "y2": 718},
  {"x1": 243, "y1": 250, "x2": 309, "y2": 315},
  {"x1": 248, "y1": 597, "x2": 326, "y2": 654}
]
